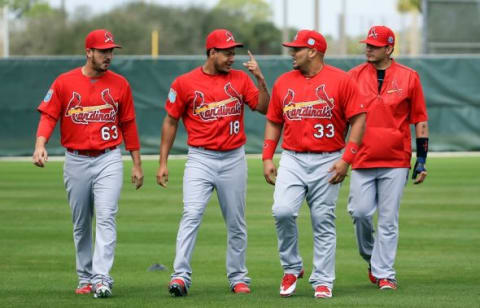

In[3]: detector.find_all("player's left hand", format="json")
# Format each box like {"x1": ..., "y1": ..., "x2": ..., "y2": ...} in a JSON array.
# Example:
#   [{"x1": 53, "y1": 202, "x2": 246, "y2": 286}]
[
  {"x1": 328, "y1": 159, "x2": 349, "y2": 184},
  {"x1": 243, "y1": 50, "x2": 264, "y2": 80},
  {"x1": 131, "y1": 165, "x2": 144, "y2": 190},
  {"x1": 412, "y1": 158, "x2": 427, "y2": 184}
]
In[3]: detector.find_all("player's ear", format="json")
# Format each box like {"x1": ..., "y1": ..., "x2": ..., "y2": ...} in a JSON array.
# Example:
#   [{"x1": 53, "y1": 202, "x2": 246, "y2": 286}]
[
  {"x1": 386, "y1": 45, "x2": 394, "y2": 56},
  {"x1": 86, "y1": 48, "x2": 94, "y2": 59}
]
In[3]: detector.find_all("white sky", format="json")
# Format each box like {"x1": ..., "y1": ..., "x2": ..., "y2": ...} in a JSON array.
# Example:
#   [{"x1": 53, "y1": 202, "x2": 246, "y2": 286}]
[{"x1": 48, "y1": 0, "x2": 411, "y2": 39}]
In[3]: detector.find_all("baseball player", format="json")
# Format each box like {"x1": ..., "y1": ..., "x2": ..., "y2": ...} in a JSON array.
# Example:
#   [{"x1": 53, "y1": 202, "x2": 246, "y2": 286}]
[
  {"x1": 347, "y1": 26, "x2": 429, "y2": 290},
  {"x1": 262, "y1": 30, "x2": 366, "y2": 299},
  {"x1": 32, "y1": 29, "x2": 144, "y2": 298},
  {"x1": 156, "y1": 29, "x2": 269, "y2": 296}
]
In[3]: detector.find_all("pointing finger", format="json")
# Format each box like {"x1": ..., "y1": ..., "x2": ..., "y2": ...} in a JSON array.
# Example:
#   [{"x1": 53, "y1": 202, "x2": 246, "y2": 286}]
[{"x1": 248, "y1": 50, "x2": 255, "y2": 61}]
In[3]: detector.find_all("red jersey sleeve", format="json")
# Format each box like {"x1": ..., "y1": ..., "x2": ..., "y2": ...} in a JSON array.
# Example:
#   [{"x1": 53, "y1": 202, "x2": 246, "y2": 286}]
[
  {"x1": 242, "y1": 73, "x2": 259, "y2": 110},
  {"x1": 119, "y1": 81, "x2": 136, "y2": 123},
  {"x1": 165, "y1": 78, "x2": 187, "y2": 119},
  {"x1": 266, "y1": 82, "x2": 284, "y2": 124},
  {"x1": 342, "y1": 76, "x2": 366, "y2": 120},
  {"x1": 37, "y1": 79, "x2": 63, "y2": 120},
  {"x1": 408, "y1": 72, "x2": 428, "y2": 124},
  {"x1": 120, "y1": 119, "x2": 140, "y2": 150}
]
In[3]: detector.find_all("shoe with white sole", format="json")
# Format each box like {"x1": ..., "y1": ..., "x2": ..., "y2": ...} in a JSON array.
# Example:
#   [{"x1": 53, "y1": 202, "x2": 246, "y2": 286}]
[
  {"x1": 279, "y1": 269, "x2": 304, "y2": 297},
  {"x1": 314, "y1": 285, "x2": 332, "y2": 298},
  {"x1": 378, "y1": 278, "x2": 397, "y2": 290}
]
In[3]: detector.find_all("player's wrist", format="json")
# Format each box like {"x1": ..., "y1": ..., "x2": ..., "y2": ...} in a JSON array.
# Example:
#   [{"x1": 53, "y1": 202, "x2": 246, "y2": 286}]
[
  {"x1": 416, "y1": 137, "x2": 429, "y2": 162},
  {"x1": 262, "y1": 139, "x2": 278, "y2": 161},
  {"x1": 342, "y1": 141, "x2": 359, "y2": 164}
]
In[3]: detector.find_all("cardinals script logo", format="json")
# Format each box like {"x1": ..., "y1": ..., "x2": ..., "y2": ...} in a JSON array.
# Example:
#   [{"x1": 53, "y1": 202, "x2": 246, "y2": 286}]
[
  {"x1": 65, "y1": 89, "x2": 118, "y2": 124},
  {"x1": 283, "y1": 84, "x2": 335, "y2": 120},
  {"x1": 192, "y1": 82, "x2": 242, "y2": 121}
]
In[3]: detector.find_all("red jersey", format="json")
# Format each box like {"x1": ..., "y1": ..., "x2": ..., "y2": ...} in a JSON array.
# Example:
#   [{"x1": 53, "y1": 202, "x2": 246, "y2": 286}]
[
  {"x1": 37, "y1": 68, "x2": 138, "y2": 150},
  {"x1": 348, "y1": 60, "x2": 428, "y2": 169},
  {"x1": 165, "y1": 67, "x2": 259, "y2": 151},
  {"x1": 267, "y1": 65, "x2": 366, "y2": 152}
]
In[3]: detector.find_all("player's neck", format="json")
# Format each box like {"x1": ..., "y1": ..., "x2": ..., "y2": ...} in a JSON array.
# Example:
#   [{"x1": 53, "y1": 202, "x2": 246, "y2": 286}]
[
  {"x1": 82, "y1": 64, "x2": 106, "y2": 78},
  {"x1": 372, "y1": 57, "x2": 392, "y2": 70},
  {"x1": 202, "y1": 62, "x2": 219, "y2": 75},
  {"x1": 302, "y1": 61, "x2": 324, "y2": 78}
]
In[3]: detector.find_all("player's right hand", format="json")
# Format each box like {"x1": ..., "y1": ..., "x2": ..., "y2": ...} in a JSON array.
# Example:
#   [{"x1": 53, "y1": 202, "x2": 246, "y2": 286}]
[
  {"x1": 263, "y1": 159, "x2": 277, "y2": 185},
  {"x1": 156, "y1": 166, "x2": 169, "y2": 188},
  {"x1": 32, "y1": 147, "x2": 48, "y2": 168}
]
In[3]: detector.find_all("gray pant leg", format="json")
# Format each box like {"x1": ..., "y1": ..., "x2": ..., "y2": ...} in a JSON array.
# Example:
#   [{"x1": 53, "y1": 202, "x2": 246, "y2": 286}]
[
  {"x1": 91, "y1": 149, "x2": 123, "y2": 287},
  {"x1": 272, "y1": 152, "x2": 306, "y2": 275},
  {"x1": 306, "y1": 153, "x2": 341, "y2": 289},
  {"x1": 171, "y1": 152, "x2": 215, "y2": 289},
  {"x1": 348, "y1": 169, "x2": 378, "y2": 264},
  {"x1": 371, "y1": 168, "x2": 408, "y2": 279},
  {"x1": 215, "y1": 151, "x2": 250, "y2": 288},
  {"x1": 64, "y1": 152, "x2": 94, "y2": 285}
]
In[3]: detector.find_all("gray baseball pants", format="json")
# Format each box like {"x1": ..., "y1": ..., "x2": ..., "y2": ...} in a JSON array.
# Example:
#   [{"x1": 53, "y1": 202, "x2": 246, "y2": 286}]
[
  {"x1": 63, "y1": 148, "x2": 123, "y2": 288},
  {"x1": 347, "y1": 168, "x2": 409, "y2": 280},
  {"x1": 272, "y1": 150, "x2": 341, "y2": 290},
  {"x1": 171, "y1": 146, "x2": 250, "y2": 290}
]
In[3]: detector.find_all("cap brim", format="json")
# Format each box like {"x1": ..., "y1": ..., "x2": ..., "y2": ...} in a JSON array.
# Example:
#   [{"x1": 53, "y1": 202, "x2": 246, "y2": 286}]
[
  {"x1": 360, "y1": 39, "x2": 387, "y2": 47},
  {"x1": 282, "y1": 42, "x2": 308, "y2": 48}
]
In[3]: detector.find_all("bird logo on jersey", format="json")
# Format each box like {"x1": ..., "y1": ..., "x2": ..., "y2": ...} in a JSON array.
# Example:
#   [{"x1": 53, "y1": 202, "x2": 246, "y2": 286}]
[
  {"x1": 192, "y1": 82, "x2": 242, "y2": 121},
  {"x1": 386, "y1": 79, "x2": 403, "y2": 95},
  {"x1": 65, "y1": 89, "x2": 118, "y2": 124},
  {"x1": 283, "y1": 84, "x2": 335, "y2": 120}
]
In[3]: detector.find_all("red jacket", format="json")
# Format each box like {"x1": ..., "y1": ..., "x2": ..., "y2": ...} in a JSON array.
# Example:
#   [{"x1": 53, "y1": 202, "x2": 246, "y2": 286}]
[{"x1": 348, "y1": 60, "x2": 428, "y2": 168}]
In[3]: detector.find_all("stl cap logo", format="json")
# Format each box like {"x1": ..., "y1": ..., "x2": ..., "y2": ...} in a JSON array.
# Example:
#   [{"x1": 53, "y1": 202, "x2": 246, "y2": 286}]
[
  {"x1": 225, "y1": 31, "x2": 234, "y2": 42},
  {"x1": 105, "y1": 31, "x2": 114, "y2": 43},
  {"x1": 368, "y1": 27, "x2": 378, "y2": 39},
  {"x1": 293, "y1": 33, "x2": 299, "y2": 41}
]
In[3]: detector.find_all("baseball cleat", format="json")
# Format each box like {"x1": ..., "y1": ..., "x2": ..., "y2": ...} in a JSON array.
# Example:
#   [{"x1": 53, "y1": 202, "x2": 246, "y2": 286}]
[
  {"x1": 279, "y1": 268, "x2": 304, "y2": 297},
  {"x1": 232, "y1": 282, "x2": 250, "y2": 294},
  {"x1": 314, "y1": 285, "x2": 332, "y2": 299},
  {"x1": 93, "y1": 282, "x2": 112, "y2": 298},
  {"x1": 168, "y1": 279, "x2": 187, "y2": 297},
  {"x1": 75, "y1": 283, "x2": 92, "y2": 294},
  {"x1": 368, "y1": 264, "x2": 377, "y2": 284},
  {"x1": 378, "y1": 278, "x2": 397, "y2": 290}
]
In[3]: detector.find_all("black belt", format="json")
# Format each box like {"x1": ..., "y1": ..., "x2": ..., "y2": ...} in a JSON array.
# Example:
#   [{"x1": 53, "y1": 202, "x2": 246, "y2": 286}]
[{"x1": 67, "y1": 146, "x2": 117, "y2": 157}]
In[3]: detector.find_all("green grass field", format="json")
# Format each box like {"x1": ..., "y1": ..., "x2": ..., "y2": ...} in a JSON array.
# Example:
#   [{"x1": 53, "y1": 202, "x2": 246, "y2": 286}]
[{"x1": 0, "y1": 157, "x2": 479, "y2": 307}]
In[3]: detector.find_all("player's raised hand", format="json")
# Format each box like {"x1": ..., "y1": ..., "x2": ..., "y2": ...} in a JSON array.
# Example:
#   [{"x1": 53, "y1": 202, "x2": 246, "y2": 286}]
[
  {"x1": 156, "y1": 165, "x2": 169, "y2": 188},
  {"x1": 32, "y1": 141, "x2": 48, "y2": 168},
  {"x1": 243, "y1": 50, "x2": 264, "y2": 80},
  {"x1": 263, "y1": 159, "x2": 277, "y2": 185},
  {"x1": 328, "y1": 159, "x2": 349, "y2": 184},
  {"x1": 131, "y1": 165, "x2": 144, "y2": 190}
]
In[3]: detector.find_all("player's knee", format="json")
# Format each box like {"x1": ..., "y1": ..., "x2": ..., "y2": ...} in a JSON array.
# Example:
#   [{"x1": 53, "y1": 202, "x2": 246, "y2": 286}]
[
  {"x1": 272, "y1": 205, "x2": 296, "y2": 222},
  {"x1": 348, "y1": 206, "x2": 371, "y2": 220}
]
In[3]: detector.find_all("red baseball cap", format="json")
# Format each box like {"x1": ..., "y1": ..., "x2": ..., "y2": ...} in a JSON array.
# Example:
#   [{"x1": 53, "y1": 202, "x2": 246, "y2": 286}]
[
  {"x1": 205, "y1": 29, "x2": 243, "y2": 50},
  {"x1": 283, "y1": 30, "x2": 327, "y2": 53},
  {"x1": 85, "y1": 29, "x2": 121, "y2": 50},
  {"x1": 360, "y1": 26, "x2": 395, "y2": 47}
]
